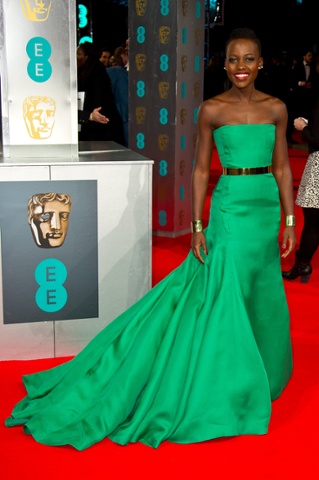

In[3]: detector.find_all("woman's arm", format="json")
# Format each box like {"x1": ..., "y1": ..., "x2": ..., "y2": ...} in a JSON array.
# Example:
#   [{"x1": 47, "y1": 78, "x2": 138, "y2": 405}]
[
  {"x1": 191, "y1": 101, "x2": 214, "y2": 263},
  {"x1": 271, "y1": 99, "x2": 296, "y2": 257}
]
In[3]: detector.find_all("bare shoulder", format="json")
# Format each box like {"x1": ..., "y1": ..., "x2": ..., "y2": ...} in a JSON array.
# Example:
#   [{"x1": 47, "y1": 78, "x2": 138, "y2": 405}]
[
  {"x1": 198, "y1": 93, "x2": 229, "y2": 125},
  {"x1": 257, "y1": 91, "x2": 287, "y2": 115}
]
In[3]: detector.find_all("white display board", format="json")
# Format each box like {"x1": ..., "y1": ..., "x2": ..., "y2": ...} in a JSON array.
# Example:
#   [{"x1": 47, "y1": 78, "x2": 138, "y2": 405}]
[
  {"x1": 0, "y1": 157, "x2": 153, "y2": 360},
  {"x1": 0, "y1": 0, "x2": 78, "y2": 158}
]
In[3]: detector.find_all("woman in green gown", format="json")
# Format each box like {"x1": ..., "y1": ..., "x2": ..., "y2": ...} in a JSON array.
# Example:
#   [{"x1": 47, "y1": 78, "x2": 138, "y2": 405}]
[{"x1": 5, "y1": 28, "x2": 296, "y2": 450}]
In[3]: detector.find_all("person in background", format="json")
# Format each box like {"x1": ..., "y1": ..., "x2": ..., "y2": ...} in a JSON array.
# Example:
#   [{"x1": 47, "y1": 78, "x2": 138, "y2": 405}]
[
  {"x1": 124, "y1": 38, "x2": 129, "y2": 71},
  {"x1": 78, "y1": 107, "x2": 109, "y2": 127},
  {"x1": 77, "y1": 42, "x2": 124, "y2": 144},
  {"x1": 99, "y1": 47, "x2": 112, "y2": 68},
  {"x1": 203, "y1": 55, "x2": 226, "y2": 100},
  {"x1": 282, "y1": 95, "x2": 319, "y2": 282},
  {"x1": 107, "y1": 47, "x2": 129, "y2": 146},
  {"x1": 288, "y1": 49, "x2": 319, "y2": 142}
]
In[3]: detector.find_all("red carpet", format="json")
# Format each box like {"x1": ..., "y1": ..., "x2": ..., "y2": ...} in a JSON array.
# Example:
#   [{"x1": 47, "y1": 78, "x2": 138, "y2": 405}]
[{"x1": 1, "y1": 145, "x2": 318, "y2": 479}]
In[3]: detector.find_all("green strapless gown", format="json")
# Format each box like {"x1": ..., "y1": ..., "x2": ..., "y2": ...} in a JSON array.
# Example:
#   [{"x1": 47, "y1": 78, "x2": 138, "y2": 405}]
[{"x1": 5, "y1": 124, "x2": 292, "y2": 450}]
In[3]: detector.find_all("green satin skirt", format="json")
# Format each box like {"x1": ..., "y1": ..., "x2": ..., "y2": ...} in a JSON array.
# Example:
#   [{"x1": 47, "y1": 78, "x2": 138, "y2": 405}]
[{"x1": 5, "y1": 172, "x2": 292, "y2": 450}]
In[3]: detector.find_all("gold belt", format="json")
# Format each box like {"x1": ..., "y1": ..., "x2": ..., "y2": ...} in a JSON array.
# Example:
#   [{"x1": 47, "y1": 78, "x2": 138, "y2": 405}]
[{"x1": 222, "y1": 166, "x2": 272, "y2": 175}]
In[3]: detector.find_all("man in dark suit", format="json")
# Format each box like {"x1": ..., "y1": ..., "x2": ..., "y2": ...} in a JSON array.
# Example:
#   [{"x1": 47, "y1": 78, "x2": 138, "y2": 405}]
[{"x1": 290, "y1": 50, "x2": 319, "y2": 119}]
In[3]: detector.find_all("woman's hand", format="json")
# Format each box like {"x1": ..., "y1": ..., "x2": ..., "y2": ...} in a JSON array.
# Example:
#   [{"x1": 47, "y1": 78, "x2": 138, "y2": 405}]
[
  {"x1": 281, "y1": 226, "x2": 297, "y2": 258},
  {"x1": 191, "y1": 232, "x2": 208, "y2": 264}
]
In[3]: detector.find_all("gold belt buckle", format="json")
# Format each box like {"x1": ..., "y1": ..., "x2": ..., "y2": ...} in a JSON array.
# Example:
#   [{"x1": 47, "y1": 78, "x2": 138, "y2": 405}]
[{"x1": 222, "y1": 166, "x2": 271, "y2": 175}]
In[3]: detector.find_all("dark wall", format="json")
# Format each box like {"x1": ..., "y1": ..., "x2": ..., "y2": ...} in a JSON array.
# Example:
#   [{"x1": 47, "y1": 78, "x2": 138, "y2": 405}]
[
  {"x1": 91, "y1": 0, "x2": 128, "y2": 53},
  {"x1": 90, "y1": 0, "x2": 318, "y2": 59},
  {"x1": 210, "y1": 0, "x2": 318, "y2": 57}
]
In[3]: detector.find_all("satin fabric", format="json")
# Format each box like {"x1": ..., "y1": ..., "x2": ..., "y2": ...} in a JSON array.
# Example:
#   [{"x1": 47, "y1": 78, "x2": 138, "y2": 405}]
[{"x1": 5, "y1": 124, "x2": 292, "y2": 450}]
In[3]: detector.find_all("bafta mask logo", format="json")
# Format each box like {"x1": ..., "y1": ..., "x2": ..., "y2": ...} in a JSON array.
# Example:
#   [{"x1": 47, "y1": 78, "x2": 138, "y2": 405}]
[
  {"x1": 158, "y1": 81, "x2": 170, "y2": 99},
  {"x1": 192, "y1": 133, "x2": 198, "y2": 149},
  {"x1": 193, "y1": 81, "x2": 200, "y2": 98},
  {"x1": 20, "y1": 0, "x2": 52, "y2": 22},
  {"x1": 135, "y1": 53, "x2": 147, "y2": 71},
  {"x1": 159, "y1": 26, "x2": 170, "y2": 45},
  {"x1": 135, "y1": 107, "x2": 146, "y2": 124},
  {"x1": 181, "y1": 55, "x2": 187, "y2": 72},
  {"x1": 195, "y1": 29, "x2": 200, "y2": 46},
  {"x1": 23, "y1": 96, "x2": 56, "y2": 140},
  {"x1": 28, "y1": 193, "x2": 72, "y2": 248},
  {"x1": 136, "y1": 0, "x2": 147, "y2": 16},
  {"x1": 182, "y1": 0, "x2": 188, "y2": 16},
  {"x1": 180, "y1": 108, "x2": 187, "y2": 125},
  {"x1": 179, "y1": 159, "x2": 186, "y2": 176},
  {"x1": 179, "y1": 210, "x2": 185, "y2": 226},
  {"x1": 158, "y1": 134, "x2": 169, "y2": 151}
]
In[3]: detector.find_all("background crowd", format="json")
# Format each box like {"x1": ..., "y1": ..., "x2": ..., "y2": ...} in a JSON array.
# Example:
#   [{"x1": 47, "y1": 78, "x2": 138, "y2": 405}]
[
  {"x1": 204, "y1": 47, "x2": 319, "y2": 144},
  {"x1": 77, "y1": 40, "x2": 129, "y2": 147}
]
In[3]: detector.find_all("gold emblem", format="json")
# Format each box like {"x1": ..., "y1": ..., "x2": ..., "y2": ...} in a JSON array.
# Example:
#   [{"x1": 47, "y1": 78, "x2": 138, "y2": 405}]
[
  {"x1": 195, "y1": 29, "x2": 200, "y2": 46},
  {"x1": 180, "y1": 108, "x2": 187, "y2": 125},
  {"x1": 179, "y1": 159, "x2": 186, "y2": 176},
  {"x1": 20, "y1": 0, "x2": 52, "y2": 22},
  {"x1": 181, "y1": 55, "x2": 187, "y2": 72},
  {"x1": 193, "y1": 81, "x2": 200, "y2": 98},
  {"x1": 158, "y1": 81, "x2": 170, "y2": 99},
  {"x1": 182, "y1": 0, "x2": 188, "y2": 16},
  {"x1": 158, "y1": 134, "x2": 169, "y2": 151},
  {"x1": 135, "y1": 107, "x2": 146, "y2": 124},
  {"x1": 135, "y1": 53, "x2": 147, "y2": 71},
  {"x1": 23, "y1": 96, "x2": 56, "y2": 139},
  {"x1": 28, "y1": 193, "x2": 72, "y2": 248},
  {"x1": 192, "y1": 133, "x2": 198, "y2": 149},
  {"x1": 179, "y1": 210, "x2": 185, "y2": 226},
  {"x1": 159, "y1": 26, "x2": 170, "y2": 45},
  {"x1": 135, "y1": 0, "x2": 147, "y2": 16}
]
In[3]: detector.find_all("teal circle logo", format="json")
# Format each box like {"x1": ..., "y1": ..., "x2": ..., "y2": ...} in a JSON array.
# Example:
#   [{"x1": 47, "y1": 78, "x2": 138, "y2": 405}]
[
  {"x1": 26, "y1": 37, "x2": 52, "y2": 83},
  {"x1": 35, "y1": 258, "x2": 68, "y2": 312}
]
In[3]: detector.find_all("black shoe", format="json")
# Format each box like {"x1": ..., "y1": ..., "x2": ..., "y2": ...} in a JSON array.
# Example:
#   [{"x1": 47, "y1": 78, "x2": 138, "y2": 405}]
[{"x1": 282, "y1": 262, "x2": 312, "y2": 283}]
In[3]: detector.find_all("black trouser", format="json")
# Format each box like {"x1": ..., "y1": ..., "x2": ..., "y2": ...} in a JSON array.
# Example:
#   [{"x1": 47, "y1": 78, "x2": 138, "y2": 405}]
[{"x1": 298, "y1": 207, "x2": 319, "y2": 263}]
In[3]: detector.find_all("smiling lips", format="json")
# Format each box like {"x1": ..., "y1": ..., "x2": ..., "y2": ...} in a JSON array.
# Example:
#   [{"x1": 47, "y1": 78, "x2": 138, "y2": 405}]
[{"x1": 234, "y1": 73, "x2": 250, "y2": 81}]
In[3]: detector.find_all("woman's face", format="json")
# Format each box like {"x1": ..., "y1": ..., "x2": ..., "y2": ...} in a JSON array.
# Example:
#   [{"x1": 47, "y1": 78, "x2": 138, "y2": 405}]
[
  {"x1": 77, "y1": 47, "x2": 88, "y2": 67},
  {"x1": 224, "y1": 38, "x2": 262, "y2": 88}
]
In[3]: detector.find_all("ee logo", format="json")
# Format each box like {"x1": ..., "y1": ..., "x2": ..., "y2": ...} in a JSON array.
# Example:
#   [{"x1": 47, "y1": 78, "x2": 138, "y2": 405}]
[
  {"x1": 78, "y1": 4, "x2": 88, "y2": 28},
  {"x1": 35, "y1": 259, "x2": 68, "y2": 313},
  {"x1": 26, "y1": 37, "x2": 52, "y2": 82}
]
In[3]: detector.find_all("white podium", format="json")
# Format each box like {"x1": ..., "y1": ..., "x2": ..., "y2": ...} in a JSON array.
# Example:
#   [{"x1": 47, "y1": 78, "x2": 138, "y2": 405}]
[{"x1": 0, "y1": 143, "x2": 153, "y2": 360}]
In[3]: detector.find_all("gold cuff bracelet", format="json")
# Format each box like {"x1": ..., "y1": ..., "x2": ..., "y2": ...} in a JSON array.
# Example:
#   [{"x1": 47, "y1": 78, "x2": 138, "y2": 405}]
[{"x1": 191, "y1": 220, "x2": 203, "y2": 233}]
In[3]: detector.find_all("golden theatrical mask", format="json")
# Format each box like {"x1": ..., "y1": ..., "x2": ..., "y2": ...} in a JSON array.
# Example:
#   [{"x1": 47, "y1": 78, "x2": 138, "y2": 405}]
[
  {"x1": 135, "y1": 0, "x2": 147, "y2": 16},
  {"x1": 193, "y1": 81, "x2": 200, "y2": 98},
  {"x1": 192, "y1": 133, "x2": 198, "y2": 149},
  {"x1": 180, "y1": 108, "x2": 187, "y2": 125},
  {"x1": 179, "y1": 210, "x2": 185, "y2": 226},
  {"x1": 20, "y1": 0, "x2": 52, "y2": 22},
  {"x1": 23, "y1": 96, "x2": 56, "y2": 140},
  {"x1": 182, "y1": 0, "x2": 188, "y2": 16},
  {"x1": 158, "y1": 134, "x2": 169, "y2": 151},
  {"x1": 135, "y1": 107, "x2": 146, "y2": 124},
  {"x1": 158, "y1": 81, "x2": 170, "y2": 99},
  {"x1": 159, "y1": 26, "x2": 170, "y2": 45},
  {"x1": 135, "y1": 53, "x2": 147, "y2": 71},
  {"x1": 195, "y1": 29, "x2": 200, "y2": 46},
  {"x1": 179, "y1": 159, "x2": 186, "y2": 176},
  {"x1": 181, "y1": 55, "x2": 187, "y2": 72},
  {"x1": 28, "y1": 193, "x2": 72, "y2": 248}
]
